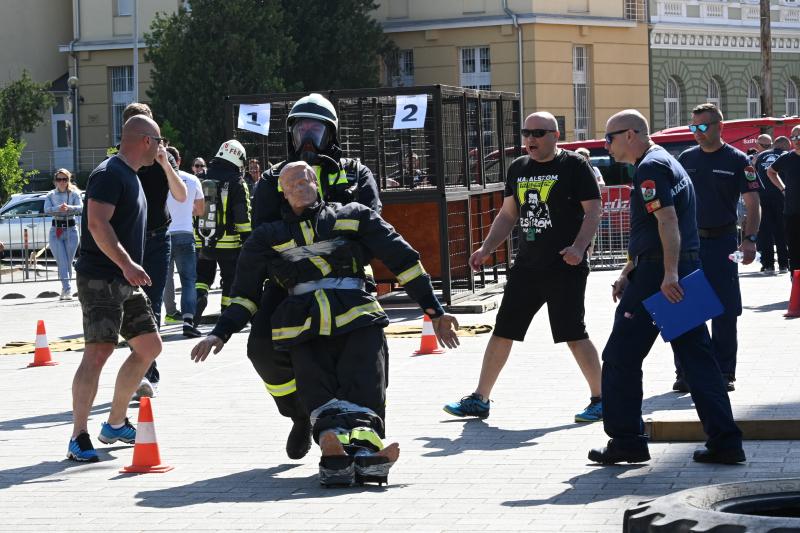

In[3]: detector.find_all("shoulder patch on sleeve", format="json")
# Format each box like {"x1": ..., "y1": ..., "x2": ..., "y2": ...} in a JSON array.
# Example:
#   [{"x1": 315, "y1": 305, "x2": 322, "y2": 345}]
[
  {"x1": 745, "y1": 166, "x2": 757, "y2": 181},
  {"x1": 640, "y1": 180, "x2": 657, "y2": 201}
]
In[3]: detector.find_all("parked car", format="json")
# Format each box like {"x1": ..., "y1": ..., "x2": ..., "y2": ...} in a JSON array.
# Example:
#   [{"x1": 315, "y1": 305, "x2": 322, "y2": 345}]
[{"x1": 0, "y1": 192, "x2": 57, "y2": 252}]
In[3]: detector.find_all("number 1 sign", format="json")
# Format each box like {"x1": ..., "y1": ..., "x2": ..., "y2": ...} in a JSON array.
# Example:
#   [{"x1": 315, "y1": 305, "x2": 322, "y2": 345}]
[
  {"x1": 237, "y1": 103, "x2": 271, "y2": 136},
  {"x1": 392, "y1": 95, "x2": 428, "y2": 129}
]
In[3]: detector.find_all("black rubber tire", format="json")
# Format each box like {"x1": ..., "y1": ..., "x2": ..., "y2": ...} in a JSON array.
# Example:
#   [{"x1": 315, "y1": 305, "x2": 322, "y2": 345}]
[{"x1": 624, "y1": 478, "x2": 800, "y2": 532}]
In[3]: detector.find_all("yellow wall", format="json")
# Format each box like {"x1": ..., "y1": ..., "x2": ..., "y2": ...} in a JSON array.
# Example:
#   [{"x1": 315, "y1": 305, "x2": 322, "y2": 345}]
[
  {"x1": 79, "y1": 0, "x2": 177, "y2": 41},
  {"x1": 375, "y1": 0, "x2": 624, "y2": 21}
]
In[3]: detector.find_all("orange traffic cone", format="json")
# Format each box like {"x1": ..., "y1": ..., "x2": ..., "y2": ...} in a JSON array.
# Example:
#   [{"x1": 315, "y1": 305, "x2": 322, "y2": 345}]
[
  {"x1": 121, "y1": 397, "x2": 173, "y2": 473},
  {"x1": 413, "y1": 314, "x2": 445, "y2": 355},
  {"x1": 785, "y1": 270, "x2": 800, "y2": 318},
  {"x1": 28, "y1": 320, "x2": 58, "y2": 367}
]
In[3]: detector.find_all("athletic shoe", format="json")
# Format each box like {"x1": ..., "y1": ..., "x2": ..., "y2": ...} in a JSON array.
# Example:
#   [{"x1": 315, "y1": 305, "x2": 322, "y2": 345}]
[
  {"x1": 98, "y1": 418, "x2": 136, "y2": 444},
  {"x1": 67, "y1": 432, "x2": 99, "y2": 462},
  {"x1": 133, "y1": 377, "x2": 156, "y2": 400},
  {"x1": 164, "y1": 312, "x2": 183, "y2": 325},
  {"x1": 60, "y1": 289, "x2": 73, "y2": 301},
  {"x1": 574, "y1": 398, "x2": 603, "y2": 422},
  {"x1": 182, "y1": 323, "x2": 202, "y2": 338},
  {"x1": 443, "y1": 393, "x2": 490, "y2": 418}
]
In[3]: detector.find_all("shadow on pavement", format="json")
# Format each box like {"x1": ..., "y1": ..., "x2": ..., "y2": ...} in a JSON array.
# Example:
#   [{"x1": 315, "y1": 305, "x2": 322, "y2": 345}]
[
  {"x1": 641, "y1": 391, "x2": 696, "y2": 415},
  {"x1": 743, "y1": 300, "x2": 790, "y2": 313},
  {"x1": 135, "y1": 464, "x2": 402, "y2": 507},
  {"x1": 0, "y1": 402, "x2": 112, "y2": 432},
  {"x1": 0, "y1": 447, "x2": 126, "y2": 491},
  {"x1": 415, "y1": 420, "x2": 577, "y2": 457}
]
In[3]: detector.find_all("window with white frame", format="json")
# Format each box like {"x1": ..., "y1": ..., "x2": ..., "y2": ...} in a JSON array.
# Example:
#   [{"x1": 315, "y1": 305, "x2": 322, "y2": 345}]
[
  {"x1": 460, "y1": 46, "x2": 491, "y2": 90},
  {"x1": 116, "y1": 0, "x2": 133, "y2": 16},
  {"x1": 787, "y1": 78, "x2": 799, "y2": 116},
  {"x1": 387, "y1": 49, "x2": 414, "y2": 87},
  {"x1": 665, "y1": 77, "x2": 681, "y2": 128},
  {"x1": 706, "y1": 77, "x2": 721, "y2": 109},
  {"x1": 110, "y1": 66, "x2": 135, "y2": 144},
  {"x1": 748, "y1": 78, "x2": 761, "y2": 118},
  {"x1": 573, "y1": 45, "x2": 591, "y2": 141}
]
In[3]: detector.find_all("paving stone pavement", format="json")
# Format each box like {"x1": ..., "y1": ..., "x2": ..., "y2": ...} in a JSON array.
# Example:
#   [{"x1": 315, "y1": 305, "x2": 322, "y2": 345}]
[{"x1": 0, "y1": 263, "x2": 798, "y2": 532}]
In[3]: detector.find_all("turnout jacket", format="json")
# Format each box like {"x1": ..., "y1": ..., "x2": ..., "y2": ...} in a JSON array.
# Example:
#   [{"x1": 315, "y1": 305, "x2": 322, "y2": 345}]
[{"x1": 211, "y1": 201, "x2": 443, "y2": 349}]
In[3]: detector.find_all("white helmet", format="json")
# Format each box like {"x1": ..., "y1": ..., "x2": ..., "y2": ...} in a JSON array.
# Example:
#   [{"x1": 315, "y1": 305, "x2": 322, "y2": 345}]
[
  {"x1": 287, "y1": 93, "x2": 338, "y2": 131},
  {"x1": 215, "y1": 139, "x2": 247, "y2": 171}
]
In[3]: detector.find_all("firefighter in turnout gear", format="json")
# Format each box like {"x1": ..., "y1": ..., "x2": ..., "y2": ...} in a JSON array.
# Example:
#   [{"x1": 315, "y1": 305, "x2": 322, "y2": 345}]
[
  {"x1": 194, "y1": 139, "x2": 252, "y2": 324},
  {"x1": 249, "y1": 93, "x2": 383, "y2": 461},
  {"x1": 191, "y1": 162, "x2": 459, "y2": 486}
]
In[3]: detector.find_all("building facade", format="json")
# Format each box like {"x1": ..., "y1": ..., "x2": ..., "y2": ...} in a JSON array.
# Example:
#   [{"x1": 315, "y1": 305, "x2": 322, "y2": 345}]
[
  {"x1": 374, "y1": 0, "x2": 651, "y2": 141},
  {"x1": 650, "y1": 0, "x2": 800, "y2": 131}
]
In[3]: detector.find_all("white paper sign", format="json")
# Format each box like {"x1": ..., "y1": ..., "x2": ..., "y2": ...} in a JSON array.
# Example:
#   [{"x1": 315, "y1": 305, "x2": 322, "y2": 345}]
[
  {"x1": 237, "y1": 103, "x2": 271, "y2": 136},
  {"x1": 392, "y1": 95, "x2": 428, "y2": 129}
]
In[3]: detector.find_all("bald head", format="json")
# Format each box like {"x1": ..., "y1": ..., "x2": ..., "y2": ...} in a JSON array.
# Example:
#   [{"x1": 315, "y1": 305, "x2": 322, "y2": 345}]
[
  {"x1": 607, "y1": 109, "x2": 650, "y2": 137},
  {"x1": 122, "y1": 115, "x2": 159, "y2": 139},
  {"x1": 118, "y1": 115, "x2": 161, "y2": 169},
  {"x1": 525, "y1": 111, "x2": 559, "y2": 132},
  {"x1": 774, "y1": 136, "x2": 791, "y2": 150}
]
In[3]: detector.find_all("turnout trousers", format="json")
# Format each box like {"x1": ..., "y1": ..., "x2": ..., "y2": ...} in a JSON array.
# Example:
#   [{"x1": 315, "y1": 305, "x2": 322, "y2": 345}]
[
  {"x1": 602, "y1": 257, "x2": 742, "y2": 453},
  {"x1": 195, "y1": 252, "x2": 239, "y2": 324}
]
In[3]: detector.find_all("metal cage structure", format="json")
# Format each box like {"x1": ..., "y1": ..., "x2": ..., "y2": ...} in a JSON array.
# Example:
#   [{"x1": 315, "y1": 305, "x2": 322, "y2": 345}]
[{"x1": 225, "y1": 85, "x2": 522, "y2": 304}]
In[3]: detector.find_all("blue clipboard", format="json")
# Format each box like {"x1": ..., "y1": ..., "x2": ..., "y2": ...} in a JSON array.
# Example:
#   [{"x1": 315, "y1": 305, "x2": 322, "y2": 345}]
[{"x1": 642, "y1": 269, "x2": 724, "y2": 342}]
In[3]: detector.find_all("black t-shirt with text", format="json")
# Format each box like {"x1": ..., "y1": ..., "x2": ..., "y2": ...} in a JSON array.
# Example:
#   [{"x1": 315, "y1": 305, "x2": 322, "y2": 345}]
[
  {"x1": 503, "y1": 150, "x2": 600, "y2": 270},
  {"x1": 770, "y1": 151, "x2": 800, "y2": 215},
  {"x1": 76, "y1": 156, "x2": 147, "y2": 281},
  {"x1": 755, "y1": 148, "x2": 786, "y2": 198}
]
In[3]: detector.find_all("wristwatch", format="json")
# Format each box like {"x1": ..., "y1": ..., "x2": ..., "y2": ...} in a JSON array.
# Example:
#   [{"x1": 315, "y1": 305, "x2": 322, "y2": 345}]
[{"x1": 744, "y1": 234, "x2": 758, "y2": 243}]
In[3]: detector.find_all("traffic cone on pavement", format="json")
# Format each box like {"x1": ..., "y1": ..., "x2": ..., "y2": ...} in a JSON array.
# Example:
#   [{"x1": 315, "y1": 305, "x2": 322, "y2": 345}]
[
  {"x1": 120, "y1": 397, "x2": 173, "y2": 473},
  {"x1": 413, "y1": 314, "x2": 445, "y2": 355},
  {"x1": 28, "y1": 320, "x2": 58, "y2": 367},
  {"x1": 785, "y1": 270, "x2": 800, "y2": 318}
]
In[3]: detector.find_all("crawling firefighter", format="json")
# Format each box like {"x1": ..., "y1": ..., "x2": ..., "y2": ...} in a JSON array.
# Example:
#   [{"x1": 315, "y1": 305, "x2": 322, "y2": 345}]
[{"x1": 190, "y1": 161, "x2": 460, "y2": 486}]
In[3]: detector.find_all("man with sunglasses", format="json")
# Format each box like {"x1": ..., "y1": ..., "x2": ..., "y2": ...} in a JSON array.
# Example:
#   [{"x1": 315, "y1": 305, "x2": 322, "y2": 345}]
[
  {"x1": 247, "y1": 93, "x2": 382, "y2": 461},
  {"x1": 669, "y1": 103, "x2": 760, "y2": 394},
  {"x1": 120, "y1": 103, "x2": 188, "y2": 400},
  {"x1": 589, "y1": 109, "x2": 743, "y2": 465},
  {"x1": 443, "y1": 111, "x2": 604, "y2": 424},
  {"x1": 767, "y1": 126, "x2": 800, "y2": 279},
  {"x1": 755, "y1": 136, "x2": 791, "y2": 274}
]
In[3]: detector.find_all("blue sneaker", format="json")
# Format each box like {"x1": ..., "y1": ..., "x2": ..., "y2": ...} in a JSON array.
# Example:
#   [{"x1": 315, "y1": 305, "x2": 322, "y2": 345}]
[
  {"x1": 98, "y1": 418, "x2": 136, "y2": 444},
  {"x1": 575, "y1": 398, "x2": 603, "y2": 423},
  {"x1": 443, "y1": 393, "x2": 490, "y2": 418},
  {"x1": 67, "y1": 432, "x2": 99, "y2": 462}
]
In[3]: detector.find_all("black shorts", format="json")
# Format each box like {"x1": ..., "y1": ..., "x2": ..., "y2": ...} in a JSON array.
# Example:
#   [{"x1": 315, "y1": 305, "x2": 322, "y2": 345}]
[
  {"x1": 494, "y1": 265, "x2": 589, "y2": 343},
  {"x1": 77, "y1": 274, "x2": 158, "y2": 344}
]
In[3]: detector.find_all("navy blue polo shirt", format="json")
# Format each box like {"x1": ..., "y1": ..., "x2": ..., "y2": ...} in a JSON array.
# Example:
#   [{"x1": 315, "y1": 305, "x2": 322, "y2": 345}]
[
  {"x1": 770, "y1": 151, "x2": 800, "y2": 215},
  {"x1": 677, "y1": 144, "x2": 758, "y2": 229},
  {"x1": 628, "y1": 145, "x2": 699, "y2": 258},
  {"x1": 755, "y1": 148, "x2": 786, "y2": 197}
]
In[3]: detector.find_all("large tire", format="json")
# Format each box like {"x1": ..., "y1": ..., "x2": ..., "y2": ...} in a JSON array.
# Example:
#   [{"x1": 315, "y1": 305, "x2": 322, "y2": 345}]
[{"x1": 624, "y1": 478, "x2": 800, "y2": 532}]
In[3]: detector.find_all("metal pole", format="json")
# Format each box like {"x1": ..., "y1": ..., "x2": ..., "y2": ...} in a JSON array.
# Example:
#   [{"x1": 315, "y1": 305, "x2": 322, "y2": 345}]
[
  {"x1": 133, "y1": 0, "x2": 139, "y2": 102},
  {"x1": 760, "y1": 0, "x2": 773, "y2": 124},
  {"x1": 71, "y1": 86, "x2": 78, "y2": 174}
]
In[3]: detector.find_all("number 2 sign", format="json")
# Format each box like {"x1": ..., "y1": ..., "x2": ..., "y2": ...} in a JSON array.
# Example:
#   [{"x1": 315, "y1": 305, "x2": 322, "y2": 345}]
[
  {"x1": 392, "y1": 95, "x2": 427, "y2": 130},
  {"x1": 237, "y1": 103, "x2": 271, "y2": 136}
]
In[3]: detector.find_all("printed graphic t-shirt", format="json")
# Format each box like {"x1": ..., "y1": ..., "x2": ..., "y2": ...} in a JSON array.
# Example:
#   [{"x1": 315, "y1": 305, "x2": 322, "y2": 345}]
[
  {"x1": 770, "y1": 150, "x2": 800, "y2": 215},
  {"x1": 504, "y1": 150, "x2": 600, "y2": 270}
]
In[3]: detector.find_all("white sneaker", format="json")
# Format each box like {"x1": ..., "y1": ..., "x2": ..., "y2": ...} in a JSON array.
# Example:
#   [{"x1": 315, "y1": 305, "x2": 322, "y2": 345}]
[
  {"x1": 60, "y1": 289, "x2": 73, "y2": 301},
  {"x1": 133, "y1": 378, "x2": 156, "y2": 400}
]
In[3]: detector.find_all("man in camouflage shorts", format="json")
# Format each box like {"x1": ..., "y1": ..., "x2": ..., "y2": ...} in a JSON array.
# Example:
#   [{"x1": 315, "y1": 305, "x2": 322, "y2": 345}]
[{"x1": 67, "y1": 116, "x2": 164, "y2": 463}]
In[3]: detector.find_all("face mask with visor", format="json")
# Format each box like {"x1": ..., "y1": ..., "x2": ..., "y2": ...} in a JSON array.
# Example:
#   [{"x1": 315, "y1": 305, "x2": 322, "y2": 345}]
[{"x1": 291, "y1": 118, "x2": 330, "y2": 157}]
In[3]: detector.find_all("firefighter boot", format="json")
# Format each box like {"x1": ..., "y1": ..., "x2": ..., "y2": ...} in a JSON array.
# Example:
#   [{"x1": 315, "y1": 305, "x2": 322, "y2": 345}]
[{"x1": 286, "y1": 417, "x2": 312, "y2": 460}]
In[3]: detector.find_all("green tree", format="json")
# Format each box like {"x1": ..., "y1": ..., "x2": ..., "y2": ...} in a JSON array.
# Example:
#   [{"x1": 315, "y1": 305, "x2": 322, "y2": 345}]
[
  {"x1": 281, "y1": 0, "x2": 395, "y2": 90},
  {"x1": 145, "y1": 0, "x2": 293, "y2": 161},
  {"x1": 0, "y1": 70, "x2": 55, "y2": 142},
  {"x1": 0, "y1": 138, "x2": 36, "y2": 203}
]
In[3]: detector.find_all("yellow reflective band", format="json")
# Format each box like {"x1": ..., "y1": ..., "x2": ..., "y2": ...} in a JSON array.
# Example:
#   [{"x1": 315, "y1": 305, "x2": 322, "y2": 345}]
[
  {"x1": 309, "y1": 256, "x2": 332, "y2": 276},
  {"x1": 272, "y1": 239, "x2": 297, "y2": 252},
  {"x1": 315, "y1": 289, "x2": 332, "y2": 336},
  {"x1": 337, "y1": 433, "x2": 351, "y2": 445},
  {"x1": 364, "y1": 264, "x2": 374, "y2": 276},
  {"x1": 235, "y1": 222, "x2": 252, "y2": 232},
  {"x1": 299, "y1": 221, "x2": 314, "y2": 245},
  {"x1": 221, "y1": 296, "x2": 231, "y2": 306},
  {"x1": 332, "y1": 169, "x2": 348, "y2": 186},
  {"x1": 231, "y1": 297, "x2": 258, "y2": 315},
  {"x1": 264, "y1": 379, "x2": 297, "y2": 397},
  {"x1": 196, "y1": 282, "x2": 210, "y2": 291},
  {"x1": 333, "y1": 219, "x2": 359, "y2": 232},
  {"x1": 396, "y1": 261, "x2": 425, "y2": 285},
  {"x1": 335, "y1": 300, "x2": 384, "y2": 328},
  {"x1": 272, "y1": 316, "x2": 313, "y2": 340},
  {"x1": 349, "y1": 427, "x2": 384, "y2": 451}
]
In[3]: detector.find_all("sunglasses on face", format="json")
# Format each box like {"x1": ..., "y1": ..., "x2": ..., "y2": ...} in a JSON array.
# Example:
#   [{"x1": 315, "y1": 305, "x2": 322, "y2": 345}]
[
  {"x1": 758, "y1": 143, "x2": 772, "y2": 149},
  {"x1": 792, "y1": 135, "x2": 800, "y2": 142},
  {"x1": 604, "y1": 128, "x2": 638, "y2": 144},
  {"x1": 193, "y1": 164, "x2": 205, "y2": 168},
  {"x1": 55, "y1": 177, "x2": 68, "y2": 182},
  {"x1": 521, "y1": 128, "x2": 556, "y2": 138},
  {"x1": 688, "y1": 121, "x2": 719, "y2": 133},
  {"x1": 141, "y1": 134, "x2": 167, "y2": 145}
]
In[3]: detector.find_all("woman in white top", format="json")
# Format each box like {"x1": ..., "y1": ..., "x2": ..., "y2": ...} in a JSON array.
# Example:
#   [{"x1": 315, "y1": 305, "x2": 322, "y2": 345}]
[{"x1": 44, "y1": 169, "x2": 82, "y2": 300}]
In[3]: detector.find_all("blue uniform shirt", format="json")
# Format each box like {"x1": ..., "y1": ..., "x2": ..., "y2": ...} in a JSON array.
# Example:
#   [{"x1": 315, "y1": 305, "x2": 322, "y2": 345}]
[
  {"x1": 677, "y1": 144, "x2": 758, "y2": 229},
  {"x1": 755, "y1": 148, "x2": 786, "y2": 197},
  {"x1": 628, "y1": 145, "x2": 699, "y2": 258}
]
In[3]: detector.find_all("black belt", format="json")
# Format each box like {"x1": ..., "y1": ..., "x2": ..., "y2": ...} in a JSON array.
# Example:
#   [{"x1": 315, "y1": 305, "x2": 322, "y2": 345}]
[
  {"x1": 635, "y1": 251, "x2": 699, "y2": 264},
  {"x1": 698, "y1": 223, "x2": 737, "y2": 239},
  {"x1": 146, "y1": 223, "x2": 170, "y2": 239},
  {"x1": 52, "y1": 219, "x2": 76, "y2": 228}
]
